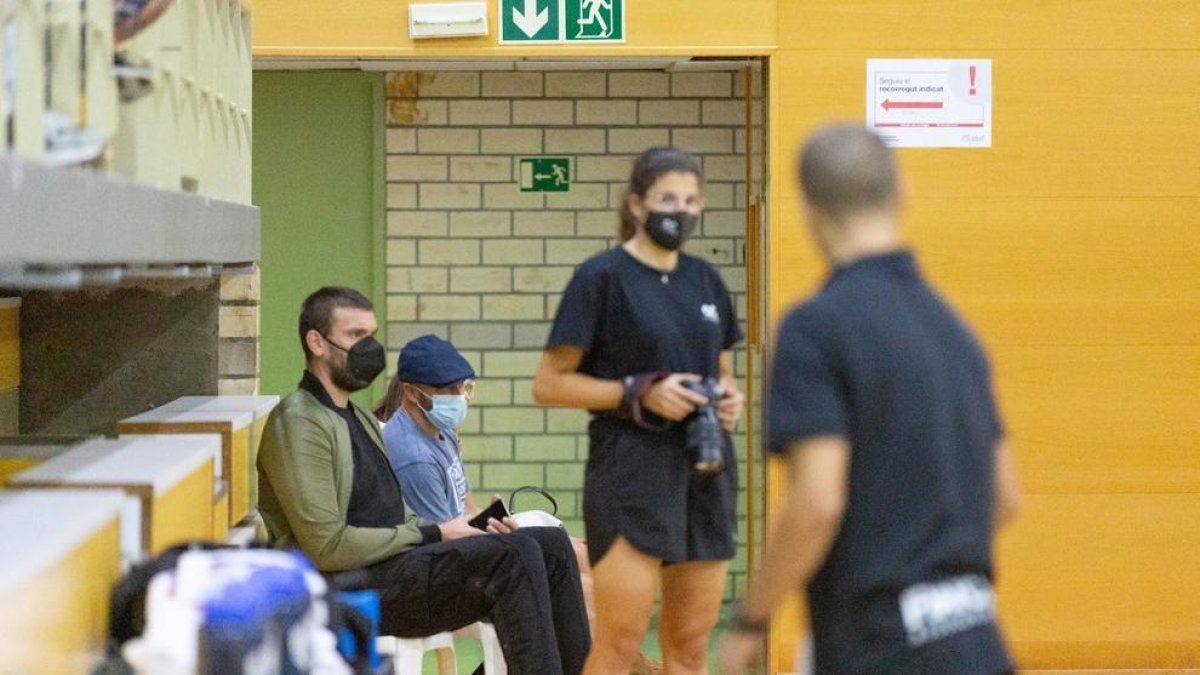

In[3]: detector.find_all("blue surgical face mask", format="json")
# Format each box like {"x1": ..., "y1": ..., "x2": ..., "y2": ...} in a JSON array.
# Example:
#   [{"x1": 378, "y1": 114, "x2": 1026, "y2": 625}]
[{"x1": 415, "y1": 388, "x2": 468, "y2": 432}]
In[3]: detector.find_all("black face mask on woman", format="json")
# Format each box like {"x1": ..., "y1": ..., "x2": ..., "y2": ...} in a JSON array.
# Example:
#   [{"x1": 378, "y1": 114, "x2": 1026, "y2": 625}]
[
  {"x1": 323, "y1": 334, "x2": 386, "y2": 392},
  {"x1": 644, "y1": 210, "x2": 699, "y2": 251}
]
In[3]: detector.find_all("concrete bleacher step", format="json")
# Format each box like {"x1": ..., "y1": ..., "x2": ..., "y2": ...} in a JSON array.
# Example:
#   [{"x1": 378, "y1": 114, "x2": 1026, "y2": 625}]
[
  {"x1": 7, "y1": 434, "x2": 220, "y2": 555},
  {"x1": 118, "y1": 395, "x2": 280, "y2": 529},
  {"x1": 117, "y1": 408, "x2": 254, "y2": 529},
  {"x1": 0, "y1": 436, "x2": 85, "y2": 486}
]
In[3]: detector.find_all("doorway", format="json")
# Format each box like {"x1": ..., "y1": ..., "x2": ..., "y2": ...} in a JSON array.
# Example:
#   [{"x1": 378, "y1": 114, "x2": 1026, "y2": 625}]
[{"x1": 251, "y1": 55, "x2": 770, "y2": 667}]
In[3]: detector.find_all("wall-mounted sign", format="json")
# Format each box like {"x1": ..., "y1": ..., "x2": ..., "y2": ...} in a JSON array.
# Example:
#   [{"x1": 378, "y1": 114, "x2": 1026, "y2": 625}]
[
  {"x1": 520, "y1": 157, "x2": 571, "y2": 192},
  {"x1": 866, "y1": 59, "x2": 992, "y2": 148},
  {"x1": 499, "y1": 0, "x2": 625, "y2": 44}
]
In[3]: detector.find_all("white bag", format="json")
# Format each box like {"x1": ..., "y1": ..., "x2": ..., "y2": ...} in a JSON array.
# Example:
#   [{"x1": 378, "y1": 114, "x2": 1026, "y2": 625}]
[{"x1": 508, "y1": 486, "x2": 564, "y2": 529}]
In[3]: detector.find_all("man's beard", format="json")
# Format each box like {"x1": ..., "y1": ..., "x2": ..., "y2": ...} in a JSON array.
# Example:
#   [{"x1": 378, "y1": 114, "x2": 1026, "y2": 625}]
[{"x1": 328, "y1": 354, "x2": 372, "y2": 392}]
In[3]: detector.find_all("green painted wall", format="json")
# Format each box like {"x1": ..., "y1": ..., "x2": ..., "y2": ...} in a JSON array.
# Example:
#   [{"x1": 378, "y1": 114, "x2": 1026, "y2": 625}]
[{"x1": 252, "y1": 71, "x2": 387, "y2": 408}]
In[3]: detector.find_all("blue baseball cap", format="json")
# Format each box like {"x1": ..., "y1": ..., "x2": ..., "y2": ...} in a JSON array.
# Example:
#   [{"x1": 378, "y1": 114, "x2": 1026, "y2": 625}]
[{"x1": 397, "y1": 334, "x2": 476, "y2": 387}]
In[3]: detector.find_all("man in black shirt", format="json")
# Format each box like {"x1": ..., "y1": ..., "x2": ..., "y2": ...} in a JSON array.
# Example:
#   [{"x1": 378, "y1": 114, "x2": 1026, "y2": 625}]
[
  {"x1": 718, "y1": 125, "x2": 1022, "y2": 674},
  {"x1": 258, "y1": 287, "x2": 590, "y2": 674}
]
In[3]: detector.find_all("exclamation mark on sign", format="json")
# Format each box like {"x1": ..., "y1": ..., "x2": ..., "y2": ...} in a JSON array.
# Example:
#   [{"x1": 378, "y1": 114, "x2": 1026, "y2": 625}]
[{"x1": 969, "y1": 65, "x2": 977, "y2": 96}]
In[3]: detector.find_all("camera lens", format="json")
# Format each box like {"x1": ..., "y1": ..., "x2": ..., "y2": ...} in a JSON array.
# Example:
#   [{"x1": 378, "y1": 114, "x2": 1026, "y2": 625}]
[{"x1": 682, "y1": 378, "x2": 726, "y2": 475}]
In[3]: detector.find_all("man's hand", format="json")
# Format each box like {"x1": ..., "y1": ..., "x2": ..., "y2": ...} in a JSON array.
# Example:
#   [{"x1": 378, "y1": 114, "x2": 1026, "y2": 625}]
[
  {"x1": 438, "y1": 516, "x2": 484, "y2": 541},
  {"x1": 483, "y1": 494, "x2": 520, "y2": 534},
  {"x1": 716, "y1": 375, "x2": 745, "y2": 431},
  {"x1": 641, "y1": 373, "x2": 708, "y2": 421},
  {"x1": 485, "y1": 515, "x2": 520, "y2": 534},
  {"x1": 716, "y1": 630, "x2": 764, "y2": 675}
]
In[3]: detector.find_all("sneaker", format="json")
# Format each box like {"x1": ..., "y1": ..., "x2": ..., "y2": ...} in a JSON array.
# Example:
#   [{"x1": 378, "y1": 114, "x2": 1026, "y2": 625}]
[
  {"x1": 43, "y1": 110, "x2": 105, "y2": 166},
  {"x1": 114, "y1": 0, "x2": 175, "y2": 44},
  {"x1": 114, "y1": 53, "x2": 154, "y2": 103}
]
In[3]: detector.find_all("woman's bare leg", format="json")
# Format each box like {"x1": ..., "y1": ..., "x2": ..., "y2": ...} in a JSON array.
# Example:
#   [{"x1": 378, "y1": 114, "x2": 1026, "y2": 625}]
[
  {"x1": 583, "y1": 537, "x2": 661, "y2": 675},
  {"x1": 658, "y1": 561, "x2": 728, "y2": 674}
]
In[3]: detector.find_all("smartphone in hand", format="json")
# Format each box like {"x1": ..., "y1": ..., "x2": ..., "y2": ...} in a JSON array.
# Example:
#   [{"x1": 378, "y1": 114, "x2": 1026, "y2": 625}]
[{"x1": 468, "y1": 499, "x2": 510, "y2": 530}]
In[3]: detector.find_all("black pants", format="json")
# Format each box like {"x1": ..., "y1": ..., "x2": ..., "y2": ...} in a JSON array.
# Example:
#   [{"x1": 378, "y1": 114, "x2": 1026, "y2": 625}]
[{"x1": 362, "y1": 526, "x2": 590, "y2": 675}]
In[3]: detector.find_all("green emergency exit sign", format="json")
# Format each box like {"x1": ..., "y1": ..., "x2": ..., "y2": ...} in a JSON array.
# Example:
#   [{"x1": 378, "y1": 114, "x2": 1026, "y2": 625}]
[
  {"x1": 520, "y1": 158, "x2": 571, "y2": 192},
  {"x1": 500, "y1": 0, "x2": 625, "y2": 44}
]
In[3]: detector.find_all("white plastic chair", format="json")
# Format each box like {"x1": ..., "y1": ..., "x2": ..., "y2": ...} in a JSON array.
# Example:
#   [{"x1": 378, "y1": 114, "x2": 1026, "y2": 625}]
[{"x1": 377, "y1": 621, "x2": 505, "y2": 674}]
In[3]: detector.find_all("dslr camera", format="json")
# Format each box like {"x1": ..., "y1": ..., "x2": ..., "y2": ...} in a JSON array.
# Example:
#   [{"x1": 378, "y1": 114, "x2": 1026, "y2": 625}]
[{"x1": 679, "y1": 377, "x2": 726, "y2": 475}]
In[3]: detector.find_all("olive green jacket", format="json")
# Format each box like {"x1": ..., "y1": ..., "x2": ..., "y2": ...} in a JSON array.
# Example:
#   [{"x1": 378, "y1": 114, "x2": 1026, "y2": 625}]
[{"x1": 257, "y1": 386, "x2": 432, "y2": 571}]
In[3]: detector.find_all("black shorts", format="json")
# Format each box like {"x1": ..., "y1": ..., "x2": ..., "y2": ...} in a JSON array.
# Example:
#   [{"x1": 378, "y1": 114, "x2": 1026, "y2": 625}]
[{"x1": 582, "y1": 417, "x2": 737, "y2": 565}]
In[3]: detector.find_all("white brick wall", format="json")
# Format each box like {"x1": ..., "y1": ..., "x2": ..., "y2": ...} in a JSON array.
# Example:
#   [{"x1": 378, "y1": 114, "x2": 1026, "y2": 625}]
[
  {"x1": 544, "y1": 72, "x2": 606, "y2": 98},
  {"x1": 512, "y1": 100, "x2": 574, "y2": 126},
  {"x1": 418, "y1": 129, "x2": 480, "y2": 154},
  {"x1": 386, "y1": 128, "x2": 417, "y2": 153},
  {"x1": 451, "y1": 268, "x2": 511, "y2": 293},
  {"x1": 575, "y1": 100, "x2": 638, "y2": 126},
  {"x1": 388, "y1": 210, "x2": 448, "y2": 237},
  {"x1": 388, "y1": 156, "x2": 448, "y2": 181},
  {"x1": 608, "y1": 71, "x2": 669, "y2": 98},
  {"x1": 384, "y1": 69, "x2": 765, "y2": 596},
  {"x1": 545, "y1": 129, "x2": 605, "y2": 154},
  {"x1": 449, "y1": 100, "x2": 511, "y2": 126},
  {"x1": 387, "y1": 184, "x2": 418, "y2": 209},
  {"x1": 482, "y1": 72, "x2": 543, "y2": 98}
]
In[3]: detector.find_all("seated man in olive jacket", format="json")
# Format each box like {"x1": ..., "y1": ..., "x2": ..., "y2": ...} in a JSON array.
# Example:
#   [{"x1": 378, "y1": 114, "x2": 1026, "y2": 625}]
[{"x1": 258, "y1": 286, "x2": 590, "y2": 674}]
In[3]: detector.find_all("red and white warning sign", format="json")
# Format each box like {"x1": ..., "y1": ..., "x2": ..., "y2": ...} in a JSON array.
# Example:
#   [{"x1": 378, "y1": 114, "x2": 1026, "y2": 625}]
[{"x1": 866, "y1": 59, "x2": 992, "y2": 148}]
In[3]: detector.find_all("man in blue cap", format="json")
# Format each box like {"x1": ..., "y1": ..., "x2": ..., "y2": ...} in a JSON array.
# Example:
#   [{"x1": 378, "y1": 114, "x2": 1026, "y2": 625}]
[
  {"x1": 381, "y1": 334, "x2": 489, "y2": 522},
  {"x1": 377, "y1": 334, "x2": 664, "y2": 673}
]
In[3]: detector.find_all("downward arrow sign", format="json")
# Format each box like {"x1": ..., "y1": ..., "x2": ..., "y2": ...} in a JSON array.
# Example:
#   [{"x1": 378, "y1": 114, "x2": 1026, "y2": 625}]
[{"x1": 512, "y1": 0, "x2": 549, "y2": 38}]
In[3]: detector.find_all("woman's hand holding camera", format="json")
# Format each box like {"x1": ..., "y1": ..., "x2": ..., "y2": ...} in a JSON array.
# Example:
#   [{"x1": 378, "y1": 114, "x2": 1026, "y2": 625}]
[
  {"x1": 641, "y1": 373, "x2": 710, "y2": 421},
  {"x1": 716, "y1": 375, "x2": 744, "y2": 431},
  {"x1": 641, "y1": 373, "x2": 743, "y2": 430}
]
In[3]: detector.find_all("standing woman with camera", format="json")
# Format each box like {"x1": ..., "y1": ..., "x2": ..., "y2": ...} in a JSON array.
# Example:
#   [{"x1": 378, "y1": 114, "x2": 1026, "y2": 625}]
[{"x1": 533, "y1": 147, "x2": 744, "y2": 674}]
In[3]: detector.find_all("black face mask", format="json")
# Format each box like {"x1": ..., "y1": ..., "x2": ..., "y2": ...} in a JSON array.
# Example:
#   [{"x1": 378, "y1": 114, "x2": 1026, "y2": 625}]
[
  {"x1": 644, "y1": 210, "x2": 699, "y2": 251},
  {"x1": 323, "y1": 335, "x2": 386, "y2": 392}
]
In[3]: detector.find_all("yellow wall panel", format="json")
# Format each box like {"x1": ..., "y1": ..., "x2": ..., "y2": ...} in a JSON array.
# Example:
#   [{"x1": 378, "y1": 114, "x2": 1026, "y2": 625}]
[
  {"x1": 253, "y1": 0, "x2": 777, "y2": 57},
  {"x1": 772, "y1": 50, "x2": 1200, "y2": 200},
  {"x1": 768, "y1": 196, "x2": 826, "y2": 307},
  {"x1": 992, "y1": 344, "x2": 1200, "y2": 494},
  {"x1": 905, "y1": 198, "x2": 1200, "y2": 301},
  {"x1": 770, "y1": 1, "x2": 1199, "y2": 670},
  {"x1": 967, "y1": 300, "x2": 1200, "y2": 348},
  {"x1": 997, "y1": 494, "x2": 1200, "y2": 668},
  {"x1": 787, "y1": 1, "x2": 1198, "y2": 51}
]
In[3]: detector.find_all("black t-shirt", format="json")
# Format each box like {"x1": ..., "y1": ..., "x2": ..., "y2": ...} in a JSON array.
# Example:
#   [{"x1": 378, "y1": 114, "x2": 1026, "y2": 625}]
[
  {"x1": 299, "y1": 371, "x2": 408, "y2": 529},
  {"x1": 767, "y1": 251, "x2": 1012, "y2": 674},
  {"x1": 547, "y1": 246, "x2": 742, "y2": 388}
]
